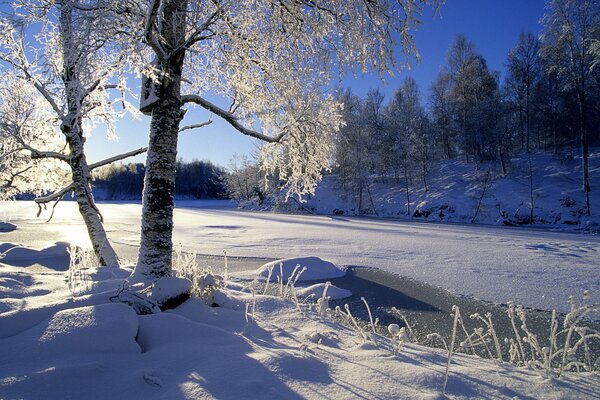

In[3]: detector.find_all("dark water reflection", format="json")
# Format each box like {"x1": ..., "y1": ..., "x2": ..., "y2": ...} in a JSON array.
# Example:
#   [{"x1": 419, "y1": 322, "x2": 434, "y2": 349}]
[{"x1": 326, "y1": 267, "x2": 600, "y2": 365}]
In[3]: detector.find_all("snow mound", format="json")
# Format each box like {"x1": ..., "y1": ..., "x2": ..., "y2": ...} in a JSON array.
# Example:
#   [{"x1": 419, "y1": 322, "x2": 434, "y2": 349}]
[
  {"x1": 256, "y1": 257, "x2": 345, "y2": 282},
  {"x1": 296, "y1": 283, "x2": 352, "y2": 300},
  {"x1": 0, "y1": 221, "x2": 16, "y2": 232},
  {"x1": 0, "y1": 242, "x2": 71, "y2": 270},
  {"x1": 1, "y1": 303, "x2": 140, "y2": 358}
]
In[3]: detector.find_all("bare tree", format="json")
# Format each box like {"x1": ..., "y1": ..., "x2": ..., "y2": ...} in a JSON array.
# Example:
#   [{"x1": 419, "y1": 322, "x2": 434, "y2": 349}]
[
  {"x1": 429, "y1": 71, "x2": 455, "y2": 159},
  {"x1": 506, "y1": 32, "x2": 541, "y2": 153}
]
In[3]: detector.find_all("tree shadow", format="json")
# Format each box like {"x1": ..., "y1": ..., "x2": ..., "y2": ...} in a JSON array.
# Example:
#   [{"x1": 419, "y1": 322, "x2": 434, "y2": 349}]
[
  {"x1": 328, "y1": 267, "x2": 440, "y2": 313},
  {"x1": 136, "y1": 312, "x2": 331, "y2": 399},
  {"x1": 0, "y1": 242, "x2": 71, "y2": 271}
]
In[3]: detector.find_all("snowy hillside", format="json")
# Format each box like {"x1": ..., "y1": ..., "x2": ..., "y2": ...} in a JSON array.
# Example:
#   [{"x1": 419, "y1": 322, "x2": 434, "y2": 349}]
[{"x1": 300, "y1": 152, "x2": 600, "y2": 230}]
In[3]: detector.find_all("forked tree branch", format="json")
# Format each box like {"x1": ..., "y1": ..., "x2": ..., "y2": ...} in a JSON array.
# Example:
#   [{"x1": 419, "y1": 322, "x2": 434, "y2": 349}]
[{"x1": 35, "y1": 183, "x2": 74, "y2": 205}]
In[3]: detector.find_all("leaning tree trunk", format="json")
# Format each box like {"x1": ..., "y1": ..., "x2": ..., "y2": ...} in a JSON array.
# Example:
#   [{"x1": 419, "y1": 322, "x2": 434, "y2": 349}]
[
  {"x1": 59, "y1": 1, "x2": 119, "y2": 267},
  {"x1": 65, "y1": 125, "x2": 120, "y2": 267}
]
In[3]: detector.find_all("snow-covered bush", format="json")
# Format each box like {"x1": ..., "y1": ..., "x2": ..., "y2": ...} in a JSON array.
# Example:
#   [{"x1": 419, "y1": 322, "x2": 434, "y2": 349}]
[{"x1": 67, "y1": 245, "x2": 96, "y2": 297}]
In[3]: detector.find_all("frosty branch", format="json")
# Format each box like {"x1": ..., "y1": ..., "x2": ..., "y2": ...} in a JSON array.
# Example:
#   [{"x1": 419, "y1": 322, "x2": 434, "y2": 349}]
[{"x1": 181, "y1": 95, "x2": 285, "y2": 143}]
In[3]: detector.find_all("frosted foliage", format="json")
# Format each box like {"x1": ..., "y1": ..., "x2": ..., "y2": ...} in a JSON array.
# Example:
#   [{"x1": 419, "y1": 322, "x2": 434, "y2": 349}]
[
  {"x1": 137, "y1": 0, "x2": 434, "y2": 198},
  {"x1": 259, "y1": 94, "x2": 342, "y2": 199},
  {"x1": 0, "y1": 73, "x2": 68, "y2": 199},
  {"x1": 0, "y1": 1, "x2": 139, "y2": 140}
]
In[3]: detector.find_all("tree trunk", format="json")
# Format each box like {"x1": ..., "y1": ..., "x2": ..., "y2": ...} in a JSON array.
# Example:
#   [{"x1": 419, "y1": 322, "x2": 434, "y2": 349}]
[
  {"x1": 133, "y1": 71, "x2": 185, "y2": 278},
  {"x1": 65, "y1": 129, "x2": 120, "y2": 267},
  {"x1": 133, "y1": 0, "x2": 188, "y2": 278},
  {"x1": 60, "y1": 1, "x2": 119, "y2": 267},
  {"x1": 527, "y1": 154, "x2": 534, "y2": 224},
  {"x1": 404, "y1": 164, "x2": 411, "y2": 216},
  {"x1": 578, "y1": 97, "x2": 591, "y2": 216},
  {"x1": 498, "y1": 144, "x2": 507, "y2": 176}
]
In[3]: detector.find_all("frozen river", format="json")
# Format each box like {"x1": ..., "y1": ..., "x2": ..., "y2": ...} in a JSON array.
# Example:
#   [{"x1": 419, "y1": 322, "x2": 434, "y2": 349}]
[{"x1": 1, "y1": 200, "x2": 599, "y2": 314}]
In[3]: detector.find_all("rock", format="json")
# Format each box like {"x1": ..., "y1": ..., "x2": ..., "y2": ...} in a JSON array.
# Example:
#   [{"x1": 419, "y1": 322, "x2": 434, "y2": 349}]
[{"x1": 150, "y1": 277, "x2": 193, "y2": 311}]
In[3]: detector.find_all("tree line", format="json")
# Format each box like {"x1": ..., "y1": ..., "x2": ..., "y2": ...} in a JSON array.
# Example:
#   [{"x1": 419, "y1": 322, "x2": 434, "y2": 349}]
[
  {"x1": 225, "y1": 1, "x2": 600, "y2": 219},
  {"x1": 94, "y1": 160, "x2": 227, "y2": 200}
]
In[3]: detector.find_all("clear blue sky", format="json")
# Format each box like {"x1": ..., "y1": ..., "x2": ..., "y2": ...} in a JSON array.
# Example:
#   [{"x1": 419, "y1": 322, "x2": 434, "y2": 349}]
[{"x1": 85, "y1": 0, "x2": 547, "y2": 168}]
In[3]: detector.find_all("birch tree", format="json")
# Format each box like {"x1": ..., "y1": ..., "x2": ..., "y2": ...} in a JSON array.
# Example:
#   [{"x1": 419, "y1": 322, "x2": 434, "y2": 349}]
[
  {"x1": 541, "y1": 0, "x2": 600, "y2": 216},
  {"x1": 129, "y1": 0, "x2": 439, "y2": 278},
  {"x1": 0, "y1": 74, "x2": 73, "y2": 206},
  {"x1": 0, "y1": 1, "x2": 145, "y2": 266}
]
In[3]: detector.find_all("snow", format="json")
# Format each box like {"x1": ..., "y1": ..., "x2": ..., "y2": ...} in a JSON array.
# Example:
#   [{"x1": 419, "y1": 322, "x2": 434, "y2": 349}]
[
  {"x1": 303, "y1": 152, "x2": 600, "y2": 229},
  {"x1": 295, "y1": 282, "x2": 352, "y2": 300},
  {"x1": 1, "y1": 197, "x2": 599, "y2": 398},
  {"x1": 1, "y1": 304, "x2": 140, "y2": 358},
  {"x1": 256, "y1": 257, "x2": 346, "y2": 282},
  {"x1": 0, "y1": 257, "x2": 597, "y2": 399}
]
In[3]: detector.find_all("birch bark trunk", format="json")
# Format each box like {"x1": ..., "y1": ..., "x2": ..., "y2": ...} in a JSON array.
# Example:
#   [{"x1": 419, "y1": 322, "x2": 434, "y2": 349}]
[
  {"x1": 133, "y1": 0, "x2": 188, "y2": 277},
  {"x1": 59, "y1": 1, "x2": 119, "y2": 267}
]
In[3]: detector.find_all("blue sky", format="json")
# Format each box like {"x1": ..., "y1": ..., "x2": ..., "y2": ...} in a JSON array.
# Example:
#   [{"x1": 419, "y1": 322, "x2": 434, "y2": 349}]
[{"x1": 85, "y1": 0, "x2": 547, "y2": 168}]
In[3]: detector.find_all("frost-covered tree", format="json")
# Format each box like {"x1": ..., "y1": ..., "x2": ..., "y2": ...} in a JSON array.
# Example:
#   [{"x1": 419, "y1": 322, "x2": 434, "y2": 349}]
[
  {"x1": 446, "y1": 34, "x2": 478, "y2": 163},
  {"x1": 385, "y1": 78, "x2": 428, "y2": 214},
  {"x1": 127, "y1": 0, "x2": 439, "y2": 277},
  {"x1": 0, "y1": 73, "x2": 69, "y2": 199},
  {"x1": 224, "y1": 153, "x2": 267, "y2": 203},
  {"x1": 446, "y1": 34, "x2": 499, "y2": 164},
  {"x1": 0, "y1": 1, "x2": 145, "y2": 266},
  {"x1": 541, "y1": 0, "x2": 600, "y2": 216}
]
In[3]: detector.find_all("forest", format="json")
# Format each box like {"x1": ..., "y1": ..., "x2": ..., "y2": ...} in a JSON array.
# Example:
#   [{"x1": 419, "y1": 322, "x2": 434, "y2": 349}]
[{"x1": 229, "y1": 29, "x2": 600, "y2": 219}]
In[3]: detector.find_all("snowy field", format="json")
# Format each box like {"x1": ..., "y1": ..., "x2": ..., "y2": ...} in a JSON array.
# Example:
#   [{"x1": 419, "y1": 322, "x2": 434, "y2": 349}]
[{"x1": 1, "y1": 200, "x2": 599, "y2": 399}]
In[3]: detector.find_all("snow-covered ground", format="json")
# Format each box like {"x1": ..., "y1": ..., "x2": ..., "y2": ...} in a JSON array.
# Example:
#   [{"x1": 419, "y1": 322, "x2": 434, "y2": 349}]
[{"x1": 1, "y1": 200, "x2": 599, "y2": 399}]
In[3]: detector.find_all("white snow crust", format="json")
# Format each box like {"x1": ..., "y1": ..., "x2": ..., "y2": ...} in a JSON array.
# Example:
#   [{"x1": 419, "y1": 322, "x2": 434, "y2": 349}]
[{"x1": 256, "y1": 256, "x2": 346, "y2": 282}]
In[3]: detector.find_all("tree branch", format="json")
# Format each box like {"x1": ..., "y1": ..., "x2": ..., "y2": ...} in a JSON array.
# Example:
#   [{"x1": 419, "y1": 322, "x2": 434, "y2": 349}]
[
  {"x1": 179, "y1": 119, "x2": 212, "y2": 133},
  {"x1": 17, "y1": 139, "x2": 71, "y2": 163},
  {"x1": 34, "y1": 183, "x2": 74, "y2": 205},
  {"x1": 89, "y1": 147, "x2": 148, "y2": 170},
  {"x1": 0, "y1": 54, "x2": 65, "y2": 119},
  {"x1": 2, "y1": 165, "x2": 33, "y2": 190},
  {"x1": 181, "y1": 94, "x2": 286, "y2": 143}
]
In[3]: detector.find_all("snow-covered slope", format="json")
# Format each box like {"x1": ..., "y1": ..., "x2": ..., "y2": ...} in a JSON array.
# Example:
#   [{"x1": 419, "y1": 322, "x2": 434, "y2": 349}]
[{"x1": 304, "y1": 151, "x2": 600, "y2": 230}]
